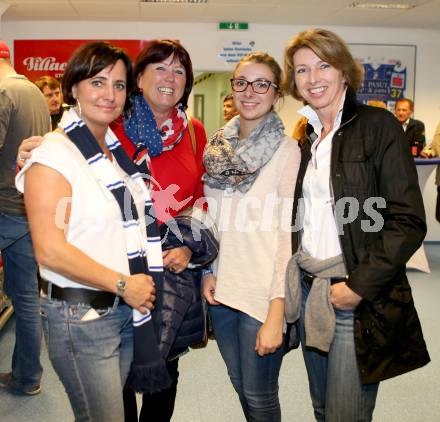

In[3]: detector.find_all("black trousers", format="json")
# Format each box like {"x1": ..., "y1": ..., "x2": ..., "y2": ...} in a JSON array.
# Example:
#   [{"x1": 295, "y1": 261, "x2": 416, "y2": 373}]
[
  {"x1": 436, "y1": 186, "x2": 440, "y2": 223},
  {"x1": 123, "y1": 359, "x2": 179, "y2": 422}
]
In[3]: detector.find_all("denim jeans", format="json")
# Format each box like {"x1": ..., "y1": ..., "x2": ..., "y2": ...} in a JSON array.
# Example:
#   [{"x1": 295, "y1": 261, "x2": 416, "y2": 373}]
[
  {"x1": 300, "y1": 278, "x2": 379, "y2": 422},
  {"x1": 0, "y1": 211, "x2": 42, "y2": 390},
  {"x1": 41, "y1": 293, "x2": 133, "y2": 422},
  {"x1": 209, "y1": 304, "x2": 283, "y2": 422}
]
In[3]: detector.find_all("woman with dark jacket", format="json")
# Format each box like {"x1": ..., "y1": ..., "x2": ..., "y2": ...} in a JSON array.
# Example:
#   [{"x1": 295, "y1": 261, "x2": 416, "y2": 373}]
[{"x1": 283, "y1": 28, "x2": 430, "y2": 422}]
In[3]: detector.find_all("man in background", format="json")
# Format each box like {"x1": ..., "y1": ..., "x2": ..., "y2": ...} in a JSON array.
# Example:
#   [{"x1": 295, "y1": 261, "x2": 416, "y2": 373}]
[
  {"x1": 0, "y1": 40, "x2": 50, "y2": 395},
  {"x1": 394, "y1": 98, "x2": 426, "y2": 157},
  {"x1": 223, "y1": 93, "x2": 238, "y2": 122},
  {"x1": 34, "y1": 75, "x2": 68, "y2": 130},
  {"x1": 421, "y1": 122, "x2": 440, "y2": 223}
]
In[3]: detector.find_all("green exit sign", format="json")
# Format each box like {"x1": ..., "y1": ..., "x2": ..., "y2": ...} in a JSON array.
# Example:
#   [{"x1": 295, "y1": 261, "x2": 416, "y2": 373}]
[{"x1": 218, "y1": 22, "x2": 249, "y2": 30}]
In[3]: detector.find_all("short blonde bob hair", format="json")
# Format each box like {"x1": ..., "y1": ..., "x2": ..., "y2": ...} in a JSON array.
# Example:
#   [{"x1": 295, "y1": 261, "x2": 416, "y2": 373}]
[{"x1": 283, "y1": 28, "x2": 364, "y2": 102}]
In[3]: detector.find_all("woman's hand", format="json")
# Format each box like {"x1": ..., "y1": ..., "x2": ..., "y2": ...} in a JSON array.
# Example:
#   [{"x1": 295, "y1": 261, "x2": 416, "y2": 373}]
[
  {"x1": 331, "y1": 282, "x2": 362, "y2": 310},
  {"x1": 123, "y1": 273, "x2": 156, "y2": 313},
  {"x1": 255, "y1": 319, "x2": 283, "y2": 357},
  {"x1": 255, "y1": 297, "x2": 284, "y2": 356},
  {"x1": 201, "y1": 273, "x2": 219, "y2": 305},
  {"x1": 17, "y1": 136, "x2": 44, "y2": 169},
  {"x1": 162, "y1": 246, "x2": 192, "y2": 274}
]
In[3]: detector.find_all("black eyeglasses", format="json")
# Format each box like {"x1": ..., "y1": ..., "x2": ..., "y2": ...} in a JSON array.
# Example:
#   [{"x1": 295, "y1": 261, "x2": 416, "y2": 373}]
[{"x1": 230, "y1": 78, "x2": 278, "y2": 94}]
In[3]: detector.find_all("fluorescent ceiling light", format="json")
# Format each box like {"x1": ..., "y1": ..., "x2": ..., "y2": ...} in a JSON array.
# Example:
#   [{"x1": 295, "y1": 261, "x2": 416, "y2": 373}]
[
  {"x1": 141, "y1": 0, "x2": 208, "y2": 3},
  {"x1": 349, "y1": 2, "x2": 416, "y2": 9}
]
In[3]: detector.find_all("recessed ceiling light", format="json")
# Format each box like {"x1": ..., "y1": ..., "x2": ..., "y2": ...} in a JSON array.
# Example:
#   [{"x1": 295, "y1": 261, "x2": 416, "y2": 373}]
[
  {"x1": 349, "y1": 2, "x2": 416, "y2": 9},
  {"x1": 141, "y1": 0, "x2": 208, "y2": 3}
]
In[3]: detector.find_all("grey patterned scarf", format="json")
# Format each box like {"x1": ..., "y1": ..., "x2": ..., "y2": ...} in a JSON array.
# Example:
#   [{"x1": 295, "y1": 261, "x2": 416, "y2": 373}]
[{"x1": 203, "y1": 111, "x2": 285, "y2": 193}]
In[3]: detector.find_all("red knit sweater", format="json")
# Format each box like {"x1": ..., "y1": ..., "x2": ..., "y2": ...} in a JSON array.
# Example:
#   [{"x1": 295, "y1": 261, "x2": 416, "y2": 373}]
[{"x1": 111, "y1": 117, "x2": 207, "y2": 224}]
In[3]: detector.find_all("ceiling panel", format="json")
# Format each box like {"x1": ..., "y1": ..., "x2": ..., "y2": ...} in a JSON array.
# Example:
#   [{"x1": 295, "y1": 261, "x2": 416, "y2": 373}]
[
  {"x1": 3, "y1": 2, "x2": 77, "y2": 20},
  {"x1": 73, "y1": 2, "x2": 140, "y2": 20},
  {"x1": 1, "y1": 0, "x2": 440, "y2": 28}
]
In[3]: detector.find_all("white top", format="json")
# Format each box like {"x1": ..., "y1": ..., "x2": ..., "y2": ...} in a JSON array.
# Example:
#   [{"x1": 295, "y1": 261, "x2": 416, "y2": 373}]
[
  {"x1": 205, "y1": 136, "x2": 300, "y2": 323},
  {"x1": 298, "y1": 96, "x2": 344, "y2": 260},
  {"x1": 16, "y1": 132, "x2": 149, "y2": 289},
  {"x1": 402, "y1": 119, "x2": 410, "y2": 131}
]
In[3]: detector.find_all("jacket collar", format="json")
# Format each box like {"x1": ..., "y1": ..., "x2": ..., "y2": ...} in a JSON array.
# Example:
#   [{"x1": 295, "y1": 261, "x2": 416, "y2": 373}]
[
  {"x1": 303, "y1": 87, "x2": 358, "y2": 144},
  {"x1": 340, "y1": 87, "x2": 358, "y2": 126}
]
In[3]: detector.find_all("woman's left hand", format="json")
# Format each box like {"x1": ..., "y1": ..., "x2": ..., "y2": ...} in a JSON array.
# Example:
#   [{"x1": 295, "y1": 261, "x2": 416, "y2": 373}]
[
  {"x1": 255, "y1": 321, "x2": 283, "y2": 357},
  {"x1": 331, "y1": 282, "x2": 362, "y2": 310},
  {"x1": 163, "y1": 246, "x2": 192, "y2": 274}
]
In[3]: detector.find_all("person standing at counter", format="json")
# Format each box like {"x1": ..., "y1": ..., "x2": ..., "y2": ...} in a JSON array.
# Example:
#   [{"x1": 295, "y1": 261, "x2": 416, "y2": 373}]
[
  {"x1": 421, "y1": 122, "x2": 440, "y2": 222},
  {"x1": 394, "y1": 98, "x2": 426, "y2": 157}
]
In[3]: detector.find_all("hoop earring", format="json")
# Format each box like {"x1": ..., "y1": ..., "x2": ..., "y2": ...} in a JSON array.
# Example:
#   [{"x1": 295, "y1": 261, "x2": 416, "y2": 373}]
[{"x1": 75, "y1": 99, "x2": 82, "y2": 117}]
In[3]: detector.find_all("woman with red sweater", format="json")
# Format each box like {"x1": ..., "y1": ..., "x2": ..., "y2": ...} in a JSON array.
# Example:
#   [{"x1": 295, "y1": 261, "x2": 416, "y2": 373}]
[{"x1": 114, "y1": 39, "x2": 207, "y2": 422}]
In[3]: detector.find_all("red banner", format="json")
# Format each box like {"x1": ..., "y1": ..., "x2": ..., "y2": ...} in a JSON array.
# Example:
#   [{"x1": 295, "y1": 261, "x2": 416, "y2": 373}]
[{"x1": 13, "y1": 40, "x2": 150, "y2": 82}]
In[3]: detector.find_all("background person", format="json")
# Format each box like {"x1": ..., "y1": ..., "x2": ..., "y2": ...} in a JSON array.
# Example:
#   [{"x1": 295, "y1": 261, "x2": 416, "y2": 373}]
[
  {"x1": 16, "y1": 41, "x2": 166, "y2": 421},
  {"x1": 283, "y1": 28, "x2": 430, "y2": 422},
  {"x1": 394, "y1": 97, "x2": 426, "y2": 157},
  {"x1": 34, "y1": 75, "x2": 69, "y2": 130},
  {"x1": 222, "y1": 93, "x2": 238, "y2": 122},
  {"x1": 421, "y1": 122, "x2": 440, "y2": 222},
  {"x1": 202, "y1": 52, "x2": 300, "y2": 421},
  {"x1": 0, "y1": 39, "x2": 50, "y2": 396}
]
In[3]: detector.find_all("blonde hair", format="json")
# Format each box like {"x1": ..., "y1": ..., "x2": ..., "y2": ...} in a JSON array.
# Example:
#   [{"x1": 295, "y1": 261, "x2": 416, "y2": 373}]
[{"x1": 283, "y1": 28, "x2": 364, "y2": 102}]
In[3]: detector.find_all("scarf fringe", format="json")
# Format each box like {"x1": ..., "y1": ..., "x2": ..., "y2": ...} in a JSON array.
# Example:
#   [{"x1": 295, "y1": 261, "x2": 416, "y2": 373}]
[{"x1": 127, "y1": 361, "x2": 173, "y2": 394}]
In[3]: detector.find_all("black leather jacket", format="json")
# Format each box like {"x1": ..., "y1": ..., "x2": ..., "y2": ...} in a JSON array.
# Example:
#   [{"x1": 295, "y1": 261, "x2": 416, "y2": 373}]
[
  {"x1": 292, "y1": 89, "x2": 430, "y2": 383},
  {"x1": 159, "y1": 211, "x2": 218, "y2": 361}
]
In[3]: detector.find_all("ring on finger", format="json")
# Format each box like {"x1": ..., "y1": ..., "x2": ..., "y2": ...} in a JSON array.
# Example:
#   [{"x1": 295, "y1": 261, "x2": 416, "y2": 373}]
[
  {"x1": 18, "y1": 153, "x2": 25, "y2": 162},
  {"x1": 170, "y1": 266, "x2": 177, "y2": 273}
]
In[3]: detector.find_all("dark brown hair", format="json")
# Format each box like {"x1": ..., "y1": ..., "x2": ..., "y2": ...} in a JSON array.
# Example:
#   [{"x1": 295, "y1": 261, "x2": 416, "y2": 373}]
[
  {"x1": 133, "y1": 39, "x2": 194, "y2": 108},
  {"x1": 223, "y1": 93, "x2": 234, "y2": 102},
  {"x1": 34, "y1": 75, "x2": 60, "y2": 92},
  {"x1": 283, "y1": 28, "x2": 364, "y2": 102},
  {"x1": 62, "y1": 41, "x2": 134, "y2": 112}
]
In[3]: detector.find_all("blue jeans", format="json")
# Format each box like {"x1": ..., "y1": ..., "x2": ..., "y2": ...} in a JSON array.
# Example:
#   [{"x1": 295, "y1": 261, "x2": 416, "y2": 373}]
[
  {"x1": 0, "y1": 212, "x2": 42, "y2": 390},
  {"x1": 209, "y1": 304, "x2": 283, "y2": 422},
  {"x1": 300, "y1": 278, "x2": 379, "y2": 422},
  {"x1": 41, "y1": 293, "x2": 133, "y2": 422}
]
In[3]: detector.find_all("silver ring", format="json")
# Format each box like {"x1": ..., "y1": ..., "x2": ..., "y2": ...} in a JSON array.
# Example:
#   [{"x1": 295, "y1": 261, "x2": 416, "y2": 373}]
[{"x1": 18, "y1": 153, "x2": 25, "y2": 162}]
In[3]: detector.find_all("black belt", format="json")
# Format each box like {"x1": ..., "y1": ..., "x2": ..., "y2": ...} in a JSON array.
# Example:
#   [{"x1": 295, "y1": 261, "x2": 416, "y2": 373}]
[
  {"x1": 41, "y1": 279, "x2": 125, "y2": 309},
  {"x1": 302, "y1": 271, "x2": 345, "y2": 288}
]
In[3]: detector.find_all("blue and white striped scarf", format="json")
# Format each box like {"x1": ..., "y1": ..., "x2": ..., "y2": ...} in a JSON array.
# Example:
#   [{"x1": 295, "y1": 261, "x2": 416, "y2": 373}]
[{"x1": 61, "y1": 108, "x2": 171, "y2": 393}]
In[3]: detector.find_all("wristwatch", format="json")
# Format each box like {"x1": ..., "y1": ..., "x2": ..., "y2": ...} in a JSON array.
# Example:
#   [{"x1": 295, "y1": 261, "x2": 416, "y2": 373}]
[{"x1": 116, "y1": 274, "x2": 126, "y2": 297}]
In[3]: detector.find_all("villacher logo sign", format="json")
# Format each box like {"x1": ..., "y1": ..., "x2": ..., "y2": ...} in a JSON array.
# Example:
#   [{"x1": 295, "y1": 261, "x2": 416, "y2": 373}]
[{"x1": 22, "y1": 56, "x2": 67, "y2": 72}]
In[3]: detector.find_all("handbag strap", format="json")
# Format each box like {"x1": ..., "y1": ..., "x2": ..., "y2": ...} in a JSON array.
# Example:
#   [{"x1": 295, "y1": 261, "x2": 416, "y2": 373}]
[{"x1": 187, "y1": 117, "x2": 197, "y2": 155}]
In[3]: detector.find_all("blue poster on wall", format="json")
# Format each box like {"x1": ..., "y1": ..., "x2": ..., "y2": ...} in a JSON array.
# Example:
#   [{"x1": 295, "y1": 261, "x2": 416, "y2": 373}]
[
  {"x1": 349, "y1": 44, "x2": 416, "y2": 112},
  {"x1": 358, "y1": 63, "x2": 406, "y2": 105}
]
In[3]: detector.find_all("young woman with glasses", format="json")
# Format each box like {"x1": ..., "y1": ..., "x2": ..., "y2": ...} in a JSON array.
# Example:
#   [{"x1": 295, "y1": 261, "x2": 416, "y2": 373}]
[{"x1": 202, "y1": 52, "x2": 301, "y2": 421}]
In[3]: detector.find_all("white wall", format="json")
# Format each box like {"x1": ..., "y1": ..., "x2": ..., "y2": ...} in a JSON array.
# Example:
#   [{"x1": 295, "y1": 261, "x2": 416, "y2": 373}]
[{"x1": 2, "y1": 20, "x2": 439, "y2": 239}]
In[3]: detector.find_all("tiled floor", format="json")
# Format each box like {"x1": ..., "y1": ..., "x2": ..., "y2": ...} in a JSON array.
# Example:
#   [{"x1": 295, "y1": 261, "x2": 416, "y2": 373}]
[{"x1": 1, "y1": 243, "x2": 439, "y2": 421}]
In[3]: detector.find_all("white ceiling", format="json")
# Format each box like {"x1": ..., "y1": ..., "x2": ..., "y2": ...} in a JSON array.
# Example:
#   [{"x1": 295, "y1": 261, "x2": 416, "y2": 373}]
[{"x1": 1, "y1": 0, "x2": 440, "y2": 29}]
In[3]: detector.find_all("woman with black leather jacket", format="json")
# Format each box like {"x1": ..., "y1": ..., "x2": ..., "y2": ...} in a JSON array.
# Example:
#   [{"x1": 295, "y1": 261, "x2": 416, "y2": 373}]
[{"x1": 283, "y1": 28, "x2": 430, "y2": 422}]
